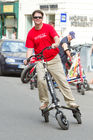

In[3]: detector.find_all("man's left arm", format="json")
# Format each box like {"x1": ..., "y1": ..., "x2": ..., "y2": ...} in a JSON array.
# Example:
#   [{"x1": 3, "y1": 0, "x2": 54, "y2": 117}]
[
  {"x1": 52, "y1": 36, "x2": 60, "y2": 48},
  {"x1": 48, "y1": 25, "x2": 60, "y2": 48}
]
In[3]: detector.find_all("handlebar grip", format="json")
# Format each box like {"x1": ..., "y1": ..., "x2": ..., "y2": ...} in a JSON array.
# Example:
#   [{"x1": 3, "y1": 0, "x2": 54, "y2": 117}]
[{"x1": 27, "y1": 57, "x2": 31, "y2": 63}]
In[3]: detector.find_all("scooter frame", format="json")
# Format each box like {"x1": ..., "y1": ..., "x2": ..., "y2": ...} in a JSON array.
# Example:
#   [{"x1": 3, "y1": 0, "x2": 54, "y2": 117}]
[{"x1": 26, "y1": 47, "x2": 82, "y2": 130}]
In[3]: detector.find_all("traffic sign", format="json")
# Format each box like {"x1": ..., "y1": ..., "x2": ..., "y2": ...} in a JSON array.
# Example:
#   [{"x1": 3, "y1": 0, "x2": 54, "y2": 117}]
[{"x1": 60, "y1": 13, "x2": 67, "y2": 22}]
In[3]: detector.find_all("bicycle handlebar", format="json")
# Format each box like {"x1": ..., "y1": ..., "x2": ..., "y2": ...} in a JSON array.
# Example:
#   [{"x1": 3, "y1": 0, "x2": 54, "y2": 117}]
[
  {"x1": 70, "y1": 45, "x2": 83, "y2": 52},
  {"x1": 27, "y1": 46, "x2": 52, "y2": 63}
]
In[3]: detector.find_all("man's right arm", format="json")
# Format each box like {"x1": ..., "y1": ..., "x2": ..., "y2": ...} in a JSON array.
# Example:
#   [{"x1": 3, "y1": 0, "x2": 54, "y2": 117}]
[
  {"x1": 26, "y1": 48, "x2": 33, "y2": 58},
  {"x1": 24, "y1": 48, "x2": 33, "y2": 65}
]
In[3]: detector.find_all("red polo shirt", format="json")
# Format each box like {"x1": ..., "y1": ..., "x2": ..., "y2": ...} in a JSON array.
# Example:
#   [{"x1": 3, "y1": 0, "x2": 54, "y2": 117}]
[{"x1": 25, "y1": 23, "x2": 59, "y2": 61}]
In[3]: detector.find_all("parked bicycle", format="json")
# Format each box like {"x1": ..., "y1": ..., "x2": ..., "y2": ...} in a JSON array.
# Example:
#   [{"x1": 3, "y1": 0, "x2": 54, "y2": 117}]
[
  {"x1": 21, "y1": 55, "x2": 37, "y2": 89},
  {"x1": 67, "y1": 45, "x2": 90, "y2": 95}
]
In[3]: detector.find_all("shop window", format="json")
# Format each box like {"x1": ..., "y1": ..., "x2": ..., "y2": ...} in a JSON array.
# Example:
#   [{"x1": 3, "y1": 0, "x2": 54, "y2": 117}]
[
  {"x1": 46, "y1": 14, "x2": 55, "y2": 25},
  {"x1": 5, "y1": 16, "x2": 15, "y2": 27},
  {"x1": 91, "y1": 55, "x2": 93, "y2": 69},
  {"x1": 4, "y1": 16, "x2": 17, "y2": 39},
  {"x1": 0, "y1": 16, "x2": 2, "y2": 38}
]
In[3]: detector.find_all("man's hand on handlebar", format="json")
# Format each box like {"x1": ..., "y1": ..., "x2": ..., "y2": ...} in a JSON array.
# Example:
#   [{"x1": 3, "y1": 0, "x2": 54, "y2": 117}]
[
  {"x1": 52, "y1": 43, "x2": 59, "y2": 49},
  {"x1": 24, "y1": 59, "x2": 28, "y2": 65},
  {"x1": 24, "y1": 46, "x2": 54, "y2": 64}
]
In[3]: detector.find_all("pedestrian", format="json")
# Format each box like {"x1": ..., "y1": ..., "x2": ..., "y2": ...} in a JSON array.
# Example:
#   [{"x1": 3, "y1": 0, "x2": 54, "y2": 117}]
[
  {"x1": 58, "y1": 31, "x2": 75, "y2": 74},
  {"x1": 11, "y1": 31, "x2": 17, "y2": 39},
  {"x1": 24, "y1": 10, "x2": 80, "y2": 111},
  {"x1": 49, "y1": 21, "x2": 55, "y2": 28},
  {"x1": 2, "y1": 33, "x2": 7, "y2": 39}
]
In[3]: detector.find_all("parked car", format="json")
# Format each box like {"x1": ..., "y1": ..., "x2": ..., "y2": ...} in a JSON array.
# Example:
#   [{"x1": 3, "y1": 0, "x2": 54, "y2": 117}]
[{"x1": 0, "y1": 39, "x2": 27, "y2": 75}]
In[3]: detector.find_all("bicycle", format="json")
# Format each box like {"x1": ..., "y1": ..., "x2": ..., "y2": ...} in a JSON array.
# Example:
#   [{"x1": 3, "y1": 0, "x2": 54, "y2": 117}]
[
  {"x1": 21, "y1": 56, "x2": 37, "y2": 89},
  {"x1": 25, "y1": 46, "x2": 82, "y2": 130},
  {"x1": 67, "y1": 45, "x2": 90, "y2": 95}
]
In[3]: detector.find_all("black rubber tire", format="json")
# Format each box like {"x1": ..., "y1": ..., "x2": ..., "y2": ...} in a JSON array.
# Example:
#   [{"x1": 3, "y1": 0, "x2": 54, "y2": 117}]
[
  {"x1": 84, "y1": 80, "x2": 90, "y2": 90},
  {"x1": 30, "y1": 82, "x2": 34, "y2": 90},
  {"x1": 34, "y1": 75, "x2": 37, "y2": 88},
  {"x1": 80, "y1": 84, "x2": 85, "y2": 95},
  {"x1": 0, "y1": 56, "x2": 4, "y2": 76},
  {"x1": 21, "y1": 65, "x2": 35, "y2": 83},
  {"x1": 73, "y1": 111, "x2": 82, "y2": 124},
  {"x1": 77, "y1": 83, "x2": 81, "y2": 93},
  {"x1": 43, "y1": 112, "x2": 49, "y2": 122},
  {"x1": 42, "y1": 108, "x2": 49, "y2": 123},
  {"x1": 56, "y1": 113, "x2": 69, "y2": 130},
  {"x1": 0, "y1": 66, "x2": 3, "y2": 76}
]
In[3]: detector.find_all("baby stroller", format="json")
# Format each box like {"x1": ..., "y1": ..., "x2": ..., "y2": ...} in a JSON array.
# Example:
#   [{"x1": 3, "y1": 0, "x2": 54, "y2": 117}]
[{"x1": 66, "y1": 45, "x2": 89, "y2": 95}]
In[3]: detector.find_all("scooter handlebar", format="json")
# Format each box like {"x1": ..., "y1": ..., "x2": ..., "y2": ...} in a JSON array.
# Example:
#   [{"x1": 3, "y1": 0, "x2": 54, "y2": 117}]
[{"x1": 27, "y1": 46, "x2": 52, "y2": 63}]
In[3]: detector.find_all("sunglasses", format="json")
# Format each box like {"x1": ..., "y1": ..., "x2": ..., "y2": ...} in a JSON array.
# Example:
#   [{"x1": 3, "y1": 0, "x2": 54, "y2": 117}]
[{"x1": 33, "y1": 16, "x2": 43, "y2": 19}]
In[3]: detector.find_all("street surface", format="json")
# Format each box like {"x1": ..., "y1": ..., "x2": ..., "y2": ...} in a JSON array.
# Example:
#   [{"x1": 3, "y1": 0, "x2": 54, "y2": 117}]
[{"x1": 0, "y1": 76, "x2": 93, "y2": 140}]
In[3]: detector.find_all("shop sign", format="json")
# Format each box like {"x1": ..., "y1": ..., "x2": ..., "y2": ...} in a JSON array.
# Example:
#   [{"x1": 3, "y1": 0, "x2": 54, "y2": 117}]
[
  {"x1": 3, "y1": 5, "x2": 13, "y2": 13},
  {"x1": 69, "y1": 15, "x2": 93, "y2": 27},
  {"x1": 40, "y1": 4, "x2": 58, "y2": 10}
]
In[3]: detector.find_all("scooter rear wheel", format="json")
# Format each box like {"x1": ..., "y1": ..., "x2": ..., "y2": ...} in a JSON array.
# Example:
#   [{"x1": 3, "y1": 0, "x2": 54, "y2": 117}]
[
  {"x1": 42, "y1": 108, "x2": 49, "y2": 122},
  {"x1": 56, "y1": 113, "x2": 69, "y2": 130},
  {"x1": 72, "y1": 109, "x2": 82, "y2": 124}
]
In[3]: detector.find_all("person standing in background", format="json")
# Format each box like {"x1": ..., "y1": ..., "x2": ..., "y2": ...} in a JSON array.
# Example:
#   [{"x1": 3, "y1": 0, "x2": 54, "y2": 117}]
[
  {"x1": 11, "y1": 31, "x2": 17, "y2": 39},
  {"x1": 49, "y1": 21, "x2": 55, "y2": 28},
  {"x1": 58, "y1": 31, "x2": 75, "y2": 74}
]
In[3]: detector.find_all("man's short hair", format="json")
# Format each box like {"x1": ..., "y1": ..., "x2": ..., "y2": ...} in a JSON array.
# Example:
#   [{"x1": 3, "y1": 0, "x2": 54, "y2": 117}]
[{"x1": 32, "y1": 10, "x2": 44, "y2": 18}]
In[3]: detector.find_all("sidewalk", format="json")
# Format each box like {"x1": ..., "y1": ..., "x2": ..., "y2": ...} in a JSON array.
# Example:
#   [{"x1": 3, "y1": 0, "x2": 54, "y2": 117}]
[{"x1": 86, "y1": 71, "x2": 93, "y2": 90}]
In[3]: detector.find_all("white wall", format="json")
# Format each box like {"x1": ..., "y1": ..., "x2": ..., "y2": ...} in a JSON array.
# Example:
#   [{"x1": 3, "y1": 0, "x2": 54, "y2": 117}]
[{"x1": 18, "y1": 0, "x2": 93, "y2": 44}]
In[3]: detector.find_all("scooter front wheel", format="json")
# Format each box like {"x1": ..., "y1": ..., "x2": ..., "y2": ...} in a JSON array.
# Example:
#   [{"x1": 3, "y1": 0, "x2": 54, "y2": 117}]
[
  {"x1": 56, "y1": 113, "x2": 69, "y2": 130},
  {"x1": 21, "y1": 64, "x2": 35, "y2": 83}
]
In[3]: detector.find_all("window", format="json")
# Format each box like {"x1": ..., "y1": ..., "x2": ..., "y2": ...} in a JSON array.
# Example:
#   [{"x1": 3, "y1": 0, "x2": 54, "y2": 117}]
[
  {"x1": 46, "y1": 14, "x2": 55, "y2": 24},
  {"x1": 25, "y1": 15, "x2": 33, "y2": 38},
  {"x1": 2, "y1": 41, "x2": 27, "y2": 52}
]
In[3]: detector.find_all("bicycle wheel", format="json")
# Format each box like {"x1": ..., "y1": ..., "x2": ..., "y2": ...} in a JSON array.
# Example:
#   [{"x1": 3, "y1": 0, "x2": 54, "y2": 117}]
[
  {"x1": 80, "y1": 84, "x2": 85, "y2": 95},
  {"x1": 84, "y1": 79, "x2": 90, "y2": 90},
  {"x1": 21, "y1": 64, "x2": 36, "y2": 83},
  {"x1": 56, "y1": 113, "x2": 69, "y2": 130},
  {"x1": 30, "y1": 80, "x2": 34, "y2": 90}
]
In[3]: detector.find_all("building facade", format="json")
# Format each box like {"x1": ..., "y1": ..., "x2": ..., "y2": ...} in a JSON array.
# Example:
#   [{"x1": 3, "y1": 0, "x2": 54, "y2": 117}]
[
  {"x1": 0, "y1": 0, "x2": 19, "y2": 39},
  {"x1": 18, "y1": 0, "x2": 93, "y2": 45}
]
